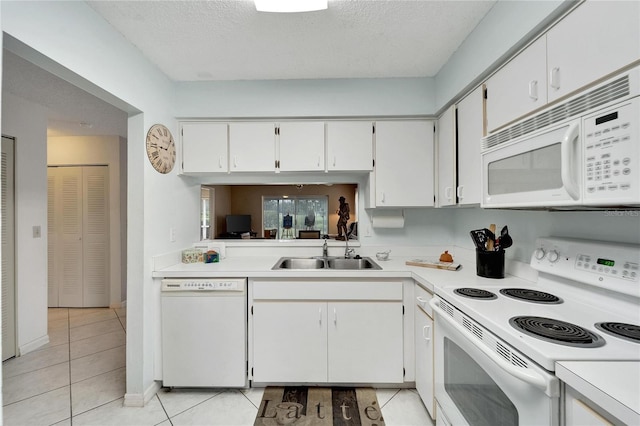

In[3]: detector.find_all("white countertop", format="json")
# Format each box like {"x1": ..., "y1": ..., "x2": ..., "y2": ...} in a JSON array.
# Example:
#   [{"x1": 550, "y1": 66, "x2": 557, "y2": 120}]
[
  {"x1": 152, "y1": 250, "x2": 535, "y2": 294},
  {"x1": 556, "y1": 361, "x2": 640, "y2": 425}
]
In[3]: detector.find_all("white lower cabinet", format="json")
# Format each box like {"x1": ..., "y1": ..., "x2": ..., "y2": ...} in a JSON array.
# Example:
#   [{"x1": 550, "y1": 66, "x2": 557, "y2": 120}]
[
  {"x1": 414, "y1": 285, "x2": 435, "y2": 419},
  {"x1": 250, "y1": 280, "x2": 404, "y2": 384}
]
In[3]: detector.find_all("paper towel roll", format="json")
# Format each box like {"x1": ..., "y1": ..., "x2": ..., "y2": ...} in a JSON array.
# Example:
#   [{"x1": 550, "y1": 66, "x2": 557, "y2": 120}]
[{"x1": 371, "y1": 210, "x2": 405, "y2": 228}]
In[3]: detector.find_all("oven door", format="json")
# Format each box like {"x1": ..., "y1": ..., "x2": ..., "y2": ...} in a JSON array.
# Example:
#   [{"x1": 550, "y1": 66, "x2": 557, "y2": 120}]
[
  {"x1": 430, "y1": 297, "x2": 560, "y2": 426},
  {"x1": 482, "y1": 119, "x2": 582, "y2": 208}
]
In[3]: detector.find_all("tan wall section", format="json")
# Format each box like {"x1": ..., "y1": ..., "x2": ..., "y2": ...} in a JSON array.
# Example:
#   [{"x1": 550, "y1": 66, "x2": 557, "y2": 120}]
[{"x1": 211, "y1": 184, "x2": 357, "y2": 237}]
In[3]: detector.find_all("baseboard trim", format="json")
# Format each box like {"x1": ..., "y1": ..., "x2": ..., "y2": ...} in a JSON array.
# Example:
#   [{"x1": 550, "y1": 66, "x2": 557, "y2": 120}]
[
  {"x1": 124, "y1": 381, "x2": 161, "y2": 407},
  {"x1": 19, "y1": 335, "x2": 50, "y2": 356}
]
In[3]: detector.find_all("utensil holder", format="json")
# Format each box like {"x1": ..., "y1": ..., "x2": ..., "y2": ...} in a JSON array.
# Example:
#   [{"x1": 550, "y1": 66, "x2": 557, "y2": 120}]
[{"x1": 476, "y1": 249, "x2": 505, "y2": 279}]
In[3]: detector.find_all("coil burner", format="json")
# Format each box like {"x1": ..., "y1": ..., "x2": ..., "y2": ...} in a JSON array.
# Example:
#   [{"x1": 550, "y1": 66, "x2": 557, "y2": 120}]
[
  {"x1": 595, "y1": 322, "x2": 640, "y2": 343},
  {"x1": 510, "y1": 316, "x2": 605, "y2": 348},
  {"x1": 499, "y1": 288, "x2": 562, "y2": 304},
  {"x1": 454, "y1": 288, "x2": 497, "y2": 300}
]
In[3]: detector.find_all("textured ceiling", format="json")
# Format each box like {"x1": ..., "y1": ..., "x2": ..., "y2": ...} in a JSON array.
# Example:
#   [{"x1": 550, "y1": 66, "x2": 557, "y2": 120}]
[
  {"x1": 88, "y1": 0, "x2": 497, "y2": 81},
  {"x1": 2, "y1": 50, "x2": 128, "y2": 138},
  {"x1": 3, "y1": 1, "x2": 496, "y2": 138}
]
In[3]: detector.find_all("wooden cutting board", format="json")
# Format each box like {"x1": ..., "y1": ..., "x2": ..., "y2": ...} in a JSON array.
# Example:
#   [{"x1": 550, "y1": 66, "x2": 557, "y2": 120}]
[{"x1": 405, "y1": 258, "x2": 461, "y2": 271}]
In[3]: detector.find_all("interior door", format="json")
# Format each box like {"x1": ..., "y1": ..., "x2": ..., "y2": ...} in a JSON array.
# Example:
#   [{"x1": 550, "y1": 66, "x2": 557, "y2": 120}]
[
  {"x1": 48, "y1": 166, "x2": 109, "y2": 307},
  {"x1": 2, "y1": 136, "x2": 16, "y2": 360}
]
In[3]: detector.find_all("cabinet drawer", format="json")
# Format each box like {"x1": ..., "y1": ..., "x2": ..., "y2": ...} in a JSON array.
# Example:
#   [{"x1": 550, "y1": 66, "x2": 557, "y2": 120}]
[{"x1": 252, "y1": 280, "x2": 403, "y2": 301}]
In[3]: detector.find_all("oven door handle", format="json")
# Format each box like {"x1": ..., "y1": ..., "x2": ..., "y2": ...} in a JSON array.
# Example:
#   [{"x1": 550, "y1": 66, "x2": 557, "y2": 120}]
[
  {"x1": 429, "y1": 298, "x2": 548, "y2": 391},
  {"x1": 561, "y1": 122, "x2": 580, "y2": 200}
]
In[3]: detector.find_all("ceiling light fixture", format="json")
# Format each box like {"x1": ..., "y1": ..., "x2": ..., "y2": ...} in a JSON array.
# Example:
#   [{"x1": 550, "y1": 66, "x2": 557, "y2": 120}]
[{"x1": 254, "y1": 0, "x2": 327, "y2": 13}]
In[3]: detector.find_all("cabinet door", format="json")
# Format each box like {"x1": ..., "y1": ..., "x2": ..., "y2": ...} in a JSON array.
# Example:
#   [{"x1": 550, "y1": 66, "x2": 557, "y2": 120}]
[
  {"x1": 547, "y1": 1, "x2": 640, "y2": 103},
  {"x1": 181, "y1": 122, "x2": 228, "y2": 173},
  {"x1": 456, "y1": 86, "x2": 483, "y2": 205},
  {"x1": 485, "y1": 36, "x2": 547, "y2": 133},
  {"x1": 229, "y1": 122, "x2": 276, "y2": 172},
  {"x1": 436, "y1": 106, "x2": 456, "y2": 207},
  {"x1": 327, "y1": 301, "x2": 403, "y2": 383},
  {"x1": 374, "y1": 120, "x2": 435, "y2": 207},
  {"x1": 278, "y1": 122, "x2": 325, "y2": 171},
  {"x1": 415, "y1": 306, "x2": 434, "y2": 419},
  {"x1": 326, "y1": 121, "x2": 374, "y2": 171},
  {"x1": 252, "y1": 301, "x2": 327, "y2": 382}
]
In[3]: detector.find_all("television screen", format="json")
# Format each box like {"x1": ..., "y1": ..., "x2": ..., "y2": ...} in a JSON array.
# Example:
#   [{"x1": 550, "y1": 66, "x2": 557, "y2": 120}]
[{"x1": 226, "y1": 214, "x2": 251, "y2": 234}]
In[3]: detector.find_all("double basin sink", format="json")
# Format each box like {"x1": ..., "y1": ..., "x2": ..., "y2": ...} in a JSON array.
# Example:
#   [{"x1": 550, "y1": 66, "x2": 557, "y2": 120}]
[{"x1": 272, "y1": 256, "x2": 382, "y2": 270}]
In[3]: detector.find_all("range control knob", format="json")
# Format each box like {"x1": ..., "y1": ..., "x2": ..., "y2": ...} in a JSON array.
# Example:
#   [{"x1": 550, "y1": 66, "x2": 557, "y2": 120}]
[
  {"x1": 534, "y1": 248, "x2": 546, "y2": 260},
  {"x1": 547, "y1": 250, "x2": 560, "y2": 263}
]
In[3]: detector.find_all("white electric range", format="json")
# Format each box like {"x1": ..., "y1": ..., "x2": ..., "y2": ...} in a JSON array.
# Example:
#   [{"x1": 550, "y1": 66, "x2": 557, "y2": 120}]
[{"x1": 430, "y1": 237, "x2": 640, "y2": 426}]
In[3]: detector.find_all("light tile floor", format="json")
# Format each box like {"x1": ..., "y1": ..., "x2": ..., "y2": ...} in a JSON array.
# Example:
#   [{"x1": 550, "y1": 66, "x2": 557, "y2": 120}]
[{"x1": 3, "y1": 308, "x2": 433, "y2": 426}]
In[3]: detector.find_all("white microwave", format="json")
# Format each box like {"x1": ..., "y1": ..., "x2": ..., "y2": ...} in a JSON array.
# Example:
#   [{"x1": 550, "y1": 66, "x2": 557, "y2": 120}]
[{"x1": 481, "y1": 67, "x2": 640, "y2": 208}]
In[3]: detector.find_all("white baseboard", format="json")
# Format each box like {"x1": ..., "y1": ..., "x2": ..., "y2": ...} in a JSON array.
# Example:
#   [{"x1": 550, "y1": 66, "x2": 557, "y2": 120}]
[
  {"x1": 124, "y1": 381, "x2": 161, "y2": 407},
  {"x1": 19, "y1": 335, "x2": 50, "y2": 356}
]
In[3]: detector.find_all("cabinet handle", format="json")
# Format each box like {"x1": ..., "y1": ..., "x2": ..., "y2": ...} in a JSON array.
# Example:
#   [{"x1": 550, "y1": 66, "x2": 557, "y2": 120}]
[
  {"x1": 528, "y1": 80, "x2": 538, "y2": 100},
  {"x1": 333, "y1": 156, "x2": 336, "y2": 167},
  {"x1": 319, "y1": 307, "x2": 322, "y2": 325},
  {"x1": 550, "y1": 67, "x2": 560, "y2": 90},
  {"x1": 218, "y1": 156, "x2": 223, "y2": 169},
  {"x1": 457, "y1": 185, "x2": 463, "y2": 200},
  {"x1": 317, "y1": 156, "x2": 321, "y2": 168},
  {"x1": 423, "y1": 325, "x2": 431, "y2": 342},
  {"x1": 233, "y1": 156, "x2": 238, "y2": 168},
  {"x1": 333, "y1": 308, "x2": 337, "y2": 325},
  {"x1": 445, "y1": 187, "x2": 453, "y2": 201},
  {"x1": 380, "y1": 192, "x2": 385, "y2": 203}
]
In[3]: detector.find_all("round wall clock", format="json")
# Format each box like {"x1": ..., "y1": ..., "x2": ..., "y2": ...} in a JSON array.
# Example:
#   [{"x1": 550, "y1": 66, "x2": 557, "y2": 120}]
[{"x1": 146, "y1": 124, "x2": 176, "y2": 174}]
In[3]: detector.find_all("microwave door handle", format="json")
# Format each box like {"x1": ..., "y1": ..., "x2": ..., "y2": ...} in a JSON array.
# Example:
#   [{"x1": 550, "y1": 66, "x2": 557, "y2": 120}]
[
  {"x1": 429, "y1": 298, "x2": 550, "y2": 392},
  {"x1": 561, "y1": 123, "x2": 580, "y2": 200}
]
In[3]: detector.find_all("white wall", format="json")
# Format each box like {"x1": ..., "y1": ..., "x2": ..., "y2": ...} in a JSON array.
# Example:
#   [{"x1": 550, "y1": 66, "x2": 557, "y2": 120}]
[
  {"x1": 48, "y1": 135, "x2": 126, "y2": 308},
  {"x1": 1, "y1": 92, "x2": 49, "y2": 355},
  {"x1": 1, "y1": 1, "x2": 197, "y2": 404},
  {"x1": 453, "y1": 207, "x2": 640, "y2": 264},
  {"x1": 176, "y1": 77, "x2": 435, "y2": 118}
]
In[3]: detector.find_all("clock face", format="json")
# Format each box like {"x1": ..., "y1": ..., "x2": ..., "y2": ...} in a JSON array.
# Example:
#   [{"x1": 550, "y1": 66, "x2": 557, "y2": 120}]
[{"x1": 146, "y1": 124, "x2": 176, "y2": 174}]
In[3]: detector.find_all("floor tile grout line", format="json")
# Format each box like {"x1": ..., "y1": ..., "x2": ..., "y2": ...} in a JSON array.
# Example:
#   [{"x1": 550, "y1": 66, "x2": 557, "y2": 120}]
[
  {"x1": 67, "y1": 329, "x2": 126, "y2": 351},
  {"x1": 70, "y1": 393, "x2": 128, "y2": 419},
  {"x1": 239, "y1": 388, "x2": 261, "y2": 410},
  {"x1": 158, "y1": 388, "x2": 224, "y2": 420},
  {"x1": 154, "y1": 393, "x2": 174, "y2": 425},
  {"x1": 70, "y1": 365, "x2": 126, "y2": 386},
  {"x1": 2, "y1": 357, "x2": 71, "y2": 381},
  {"x1": 69, "y1": 315, "x2": 121, "y2": 331},
  {"x1": 380, "y1": 388, "x2": 402, "y2": 408},
  {"x1": 1, "y1": 383, "x2": 71, "y2": 408}
]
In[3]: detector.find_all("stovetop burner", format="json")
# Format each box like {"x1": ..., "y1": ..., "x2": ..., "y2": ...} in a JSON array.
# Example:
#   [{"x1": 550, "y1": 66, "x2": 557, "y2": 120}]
[
  {"x1": 454, "y1": 288, "x2": 497, "y2": 300},
  {"x1": 499, "y1": 288, "x2": 562, "y2": 304},
  {"x1": 510, "y1": 316, "x2": 605, "y2": 348},
  {"x1": 595, "y1": 322, "x2": 640, "y2": 343}
]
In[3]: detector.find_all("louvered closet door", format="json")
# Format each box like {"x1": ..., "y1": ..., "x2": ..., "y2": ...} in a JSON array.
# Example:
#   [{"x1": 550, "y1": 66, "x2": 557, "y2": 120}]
[
  {"x1": 2, "y1": 136, "x2": 16, "y2": 360},
  {"x1": 82, "y1": 167, "x2": 109, "y2": 307},
  {"x1": 48, "y1": 166, "x2": 109, "y2": 307}
]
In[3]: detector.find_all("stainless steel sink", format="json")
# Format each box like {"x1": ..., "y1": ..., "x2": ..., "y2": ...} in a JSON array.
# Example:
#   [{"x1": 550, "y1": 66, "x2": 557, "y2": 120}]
[
  {"x1": 272, "y1": 256, "x2": 381, "y2": 270},
  {"x1": 327, "y1": 258, "x2": 381, "y2": 270},
  {"x1": 274, "y1": 258, "x2": 326, "y2": 269}
]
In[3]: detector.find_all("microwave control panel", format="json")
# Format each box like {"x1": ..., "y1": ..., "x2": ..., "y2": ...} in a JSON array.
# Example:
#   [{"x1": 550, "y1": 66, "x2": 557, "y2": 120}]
[{"x1": 583, "y1": 97, "x2": 639, "y2": 204}]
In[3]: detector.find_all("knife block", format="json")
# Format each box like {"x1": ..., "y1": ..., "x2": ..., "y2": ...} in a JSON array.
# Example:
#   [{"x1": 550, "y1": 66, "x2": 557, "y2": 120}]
[{"x1": 476, "y1": 249, "x2": 505, "y2": 279}]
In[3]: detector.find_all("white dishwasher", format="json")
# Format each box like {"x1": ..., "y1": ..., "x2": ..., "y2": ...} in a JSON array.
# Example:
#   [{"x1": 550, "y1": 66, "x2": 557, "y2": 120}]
[{"x1": 161, "y1": 278, "x2": 247, "y2": 387}]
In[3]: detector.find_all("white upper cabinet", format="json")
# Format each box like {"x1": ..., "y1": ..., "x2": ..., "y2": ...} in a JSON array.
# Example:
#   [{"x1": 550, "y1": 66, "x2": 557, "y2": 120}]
[
  {"x1": 436, "y1": 106, "x2": 456, "y2": 207},
  {"x1": 277, "y1": 121, "x2": 325, "y2": 172},
  {"x1": 374, "y1": 120, "x2": 434, "y2": 207},
  {"x1": 456, "y1": 86, "x2": 483, "y2": 205},
  {"x1": 326, "y1": 121, "x2": 374, "y2": 172},
  {"x1": 228, "y1": 122, "x2": 276, "y2": 172},
  {"x1": 485, "y1": 36, "x2": 547, "y2": 133},
  {"x1": 546, "y1": 1, "x2": 640, "y2": 103},
  {"x1": 181, "y1": 122, "x2": 228, "y2": 173},
  {"x1": 485, "y1": 1, "x2": 640, "y2": 132}
]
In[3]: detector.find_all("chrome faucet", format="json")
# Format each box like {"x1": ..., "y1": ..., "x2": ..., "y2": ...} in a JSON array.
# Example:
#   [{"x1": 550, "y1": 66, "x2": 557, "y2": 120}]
[
  {"x1": 322, "y1": 238, "x2": 328, "y2": 258},
  {"x1": 344, "y1": 237, "x2": 355, "y2": 259}
]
